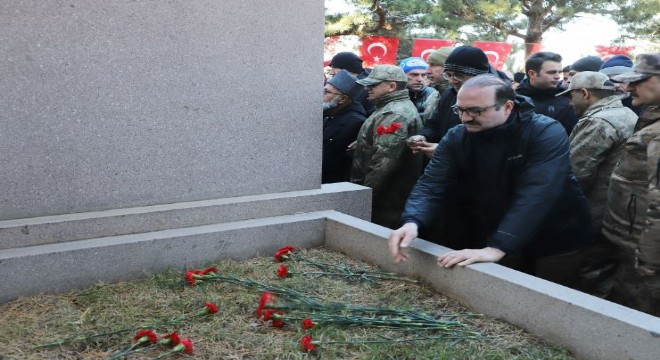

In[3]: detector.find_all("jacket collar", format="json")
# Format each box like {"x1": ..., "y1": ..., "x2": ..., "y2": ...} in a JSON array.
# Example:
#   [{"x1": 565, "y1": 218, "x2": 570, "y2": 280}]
[
  {"x1": 636, "y1": 105, "x2": 660, "y2": 130},
  {"x1": 373, "y1": 89, "x2": 410, "y2": 108},
  {"x1": 582, "y1": 95, "x2": 625, "y2": 118}
]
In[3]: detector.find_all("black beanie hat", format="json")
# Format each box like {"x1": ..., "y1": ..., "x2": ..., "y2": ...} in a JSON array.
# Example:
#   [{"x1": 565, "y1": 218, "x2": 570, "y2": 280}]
[
  {"x1": 329, "y1": 52, "x2": 364, "y2": 74},
  {"x1": 444, "y1": 46, "x2": 490, "y2": 76},
  {"x1": 570, "y1": 56, "x2": 604, "y2": 72}
]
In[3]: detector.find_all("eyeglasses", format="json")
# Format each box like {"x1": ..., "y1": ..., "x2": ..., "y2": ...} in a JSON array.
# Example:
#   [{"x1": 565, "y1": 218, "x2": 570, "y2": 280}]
[
  {"x1": 442, "y1": 72, "x2": 470, "y2": 81},
  {"x1": 323, "y1": 89, "x2": 343, "y2": 96},
  {"x1": 451, "y1": 104, "x2": 500, "y2": 117}
]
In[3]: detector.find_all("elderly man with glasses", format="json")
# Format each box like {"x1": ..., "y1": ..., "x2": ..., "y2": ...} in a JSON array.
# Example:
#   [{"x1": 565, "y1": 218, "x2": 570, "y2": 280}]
[
  {"x1": 388, "y1": 74, "x2": 593, "y2": 289},
  {"x1": 322, "y1": 70, "x2": 367, "y2": 184},
  {"x1": 406, "y1": 46, "x2": 494, "y2": 159},
  {"x1": 602, "y1": 53, "x2": 660, "y2": 316}
]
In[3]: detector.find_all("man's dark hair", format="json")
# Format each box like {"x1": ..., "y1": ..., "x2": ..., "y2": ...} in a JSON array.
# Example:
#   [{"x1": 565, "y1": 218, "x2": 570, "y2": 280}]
[
  {"x1": 395, "y1": 81, "x2": 408, "y2": 91},
  {"x1": 462, "y1": 74, "x2": 515, "y2": 105},
  {"x1": 525, "y1": 52, "x2": 563, "y2": 75}
]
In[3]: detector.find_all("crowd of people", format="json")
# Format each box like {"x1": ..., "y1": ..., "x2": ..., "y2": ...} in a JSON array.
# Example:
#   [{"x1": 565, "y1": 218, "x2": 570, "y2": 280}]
[{"x1": 321, "y1": 46, "x2": 659, "y2": 317}]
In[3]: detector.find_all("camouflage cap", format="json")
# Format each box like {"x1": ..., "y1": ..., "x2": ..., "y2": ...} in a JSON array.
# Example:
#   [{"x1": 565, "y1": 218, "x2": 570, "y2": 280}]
[
  {"x1": 426, "y1": 47, "x2": 455, "y2": 66},
  {"x1": 556, "y1": 71, "x2": 617, "y2": 96},
  {"x1": 610, "y1": 53, "x2": 660, "y2": 83},
  {"x1": 356, "y1": 65, "x2": 407, "y2": 86}
]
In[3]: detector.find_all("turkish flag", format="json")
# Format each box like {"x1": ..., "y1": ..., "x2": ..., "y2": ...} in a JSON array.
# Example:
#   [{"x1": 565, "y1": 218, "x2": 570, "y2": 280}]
[
  {"x1": 595, "y1": 45, "x2": 635, "y2": 60},
  {"x1": 473, "y1": 41, "x2": 513, "y2": 70},
  {"x1": 358, "y1": 36, "x2": 399, "y2": 68},
  {"x1": 411, "y1": 39, "x2": 455, "y2": 62}
]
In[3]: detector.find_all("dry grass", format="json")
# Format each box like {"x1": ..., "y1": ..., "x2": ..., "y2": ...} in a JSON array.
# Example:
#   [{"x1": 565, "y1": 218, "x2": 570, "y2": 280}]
[{"x1": 0, "y1": 247, "x2": 574, "y2": 359}]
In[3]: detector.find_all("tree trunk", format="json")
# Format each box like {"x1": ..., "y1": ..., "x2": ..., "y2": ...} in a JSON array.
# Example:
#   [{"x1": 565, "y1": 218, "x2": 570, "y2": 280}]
[{"x1": 524, "y1": 4, "x2": 545, "y2": 59}]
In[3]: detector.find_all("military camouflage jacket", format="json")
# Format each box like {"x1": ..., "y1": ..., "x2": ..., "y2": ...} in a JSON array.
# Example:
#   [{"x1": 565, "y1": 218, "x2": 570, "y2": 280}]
[
  {"x1": 351, "y1": 90, "x2": 423, "y2": 227},
  {"x1": 602, "y1": 106, "x2": 660, "y2": 269},
  {"x1": 421, "y1": 80, "x2": 449, "y2": 124},
  {"x1": 569, "y1": 95, "x2": 637, "y2": 229}
]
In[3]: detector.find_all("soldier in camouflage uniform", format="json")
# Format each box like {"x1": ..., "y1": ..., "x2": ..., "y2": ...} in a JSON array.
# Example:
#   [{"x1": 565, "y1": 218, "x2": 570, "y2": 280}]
[
  {"x1": 351, "y1": 65, "x2": 424, "y2": 229},
  {"x1": 558, "y1": 71, "x2": 637, "y2": 297},
  {"x1": 603, "y1": 53, "x2": 660, "y2": 316},
  {"x1": 421, "y1": 47, "x2": 454, "y2": 124}
]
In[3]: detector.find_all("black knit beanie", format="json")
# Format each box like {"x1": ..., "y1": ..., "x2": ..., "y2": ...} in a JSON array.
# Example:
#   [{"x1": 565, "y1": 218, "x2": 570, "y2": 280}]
[
  {"x1": 329, "y1": 52, "x2": 364, "y2": 74},
  {"x1": 570, "y1": 56, "x2": 604, "y2": 72},
  {"x1": 444, "y1": 46, "x2": 490, "y2": 76}
]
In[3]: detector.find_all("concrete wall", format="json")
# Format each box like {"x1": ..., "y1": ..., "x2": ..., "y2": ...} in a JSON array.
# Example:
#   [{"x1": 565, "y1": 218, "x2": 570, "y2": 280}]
[
  {"x1": 1, "y1": 0, "x2": 323, "y2": 220},
  {"x1": 324, "y1": 212, "x2": 660, "y2": 360},
  {"x1": 3, "y1": 211, "x2": 657, "y2": 360}
]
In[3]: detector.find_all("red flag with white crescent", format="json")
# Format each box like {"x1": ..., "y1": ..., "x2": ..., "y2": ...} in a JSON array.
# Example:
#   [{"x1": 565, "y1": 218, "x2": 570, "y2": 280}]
[
  {"x1": 472, "y1": 41, "x2": 513, "y2": 70},
  {"x1": 358, "y1": 36, "x2": 399, "y2": 68},
  {"x1": 595, "y1": 45, "x2": 635, "y2": 60},
  {"x1": 411, "y1": 39, "x2": 456, "y2": 62}
]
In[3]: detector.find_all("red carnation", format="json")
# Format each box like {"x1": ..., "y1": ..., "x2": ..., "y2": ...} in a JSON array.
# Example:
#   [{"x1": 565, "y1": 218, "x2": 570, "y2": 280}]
[
  {"x1": 300, "y1": 335, "x2": 316, "y2": 352},
  {"x1": 170, "y1": 338, "x2": 194, "y2": 355},
  {"x1": 388, "y1": 122, "x2": 402, "y2": 132},
  {"x1": 271, "y1": 311, "x2": 285, "y2": 327},
  {"x1": 204, "y1": 303, "x2": 219, "y2": 314},
  {"x1": 161, "y1": 332, "x2": 181, "y2": 347},
  {"x1": 256, "y1": 291, "x2": 277, "y2": 317},
  {"x1": 180, "y1": 338, "x2": 194, "y2": 355},
  {"x1": 301, "y1": 318, "x2": 315, "y2": 330},
  {"x1": 133, "y1": 329, "x2": 158, "y2": 344},
  {"x1": 185, "y1": 270, "x2": 203, "y2": 286},
  {"x1": 376, "y1": 124, "x2": 386, "y2": 135},
  {"x1": 202, "y1": 266, "x2": 218, "y2": 275},
  {"x1": 260, "y1": 308, "x2": 275, "y2": 321},
  {"x1": 276, "y1": 264, "x2": 289, "y2": 278},
  {"x1": 274, "y1": 246, "x2": 295, "y2": 262}
]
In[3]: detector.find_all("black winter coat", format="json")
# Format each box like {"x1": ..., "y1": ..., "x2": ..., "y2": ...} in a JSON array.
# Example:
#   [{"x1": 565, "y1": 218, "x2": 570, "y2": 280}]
[
  {"x1": 408, "y1": 86, "x2": 437, "y2": 115},
  {"x1": 401, "y1": 96, "x2": 593, "y2": 257},
  {"x1": 515, "y1": 79, "x2": 578, "y2": 135},
  {"x1": 418, "y1": 87, "x2": 460, "y2": 143},
  {"x1": 322, "y1": 102, "x2": 367, "y2": 183}
]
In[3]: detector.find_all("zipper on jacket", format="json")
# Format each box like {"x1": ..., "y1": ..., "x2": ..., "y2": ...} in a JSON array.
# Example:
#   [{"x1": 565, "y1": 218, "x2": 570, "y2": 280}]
[{"x1": 627, "y1": 193, "x2": 637, "y2": 234}]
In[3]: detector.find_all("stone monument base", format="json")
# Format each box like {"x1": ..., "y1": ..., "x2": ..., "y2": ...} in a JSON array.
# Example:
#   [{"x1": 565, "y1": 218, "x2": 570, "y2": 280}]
[{"x1": 1, "y1": 200, "x2": 658, "y2": 360}]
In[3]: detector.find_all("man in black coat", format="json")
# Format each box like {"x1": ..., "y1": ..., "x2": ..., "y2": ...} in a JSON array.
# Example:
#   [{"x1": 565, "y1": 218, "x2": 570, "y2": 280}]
[
  {"x1": 408, "y1": 46, "x2": 511, "y2": 158},
  {"x1": 328, "y1": 52, "x2": 374, "y2": 116},
  {"x1": 322, "y1": 70, "x2": 367, "y2": 183},
  {"x1": 516, "y1": 51, "x2": 578, "y2": 134},
  {"x1": 388, "y1": 75, "x2": 593, "y2": 287}
]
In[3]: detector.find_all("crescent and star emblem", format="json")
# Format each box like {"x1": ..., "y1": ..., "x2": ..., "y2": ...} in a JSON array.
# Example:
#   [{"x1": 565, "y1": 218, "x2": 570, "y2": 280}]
[
  {"x1": 484, "y1": 50, "x2": 500, "y2": 64},
  {"x1": 420, "y1": 49, "x2": 434, "y2": 61},
  {"x1": 367, "y1": 42, "x2": 388, "y2": 62}
]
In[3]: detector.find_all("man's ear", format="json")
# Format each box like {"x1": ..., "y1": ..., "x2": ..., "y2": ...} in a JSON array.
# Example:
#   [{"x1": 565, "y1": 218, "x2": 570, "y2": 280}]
[
  {"x1": 337, "y1": 95, "x2": 349, "y2": 105},
  {"x1": 581, "y1": 88, "x2": 590, "y2": 99},
  {"x1": 527, "y1": 70, "x2": 536, "y2": 79},
  {"x1": 502, "y1": 100, "x2": 515, "y2": 116},
  {"x1": 387, "y1": 81, "x2": 397, "y2": 92}
]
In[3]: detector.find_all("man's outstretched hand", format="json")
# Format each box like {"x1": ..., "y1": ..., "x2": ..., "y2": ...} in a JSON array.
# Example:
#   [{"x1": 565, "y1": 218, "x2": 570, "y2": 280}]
[
  {"x1": 436, "y1": 247, "x2": 505, "y2": 268},
  {"x1": 388, "y1": 222, "x2": 419, "y2": 263}
]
